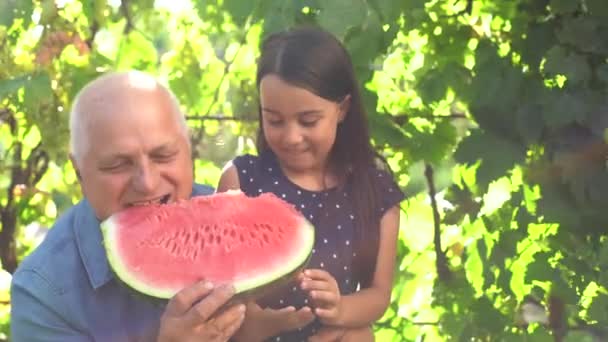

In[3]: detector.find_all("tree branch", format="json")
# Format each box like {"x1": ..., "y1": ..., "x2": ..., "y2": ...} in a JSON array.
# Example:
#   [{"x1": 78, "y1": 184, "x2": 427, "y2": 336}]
[
  {"x1": 441, "y1": 0, "x2": 474, "y2": 18},
  {"x1": 185, "y1": 115, "x2": 256, "y2": 122},
  {"x1": 120, "y1": 0, "x2": 134, "y2": 34},
  {"x1": 390, "y1": 112, "x2": 467, "y2": 126},
  {"x1": 191, "y1": 23, "x2": 253, "y2": 159},
  {"x1": 85, "y1": 21, "x2": 99, "y2": 49},
  {"x1": 0, "y1": 139, "x2": 22, "y2": 274},
  {"x1": 424, "y1": 163, "x2": 451, "y2": 282}
]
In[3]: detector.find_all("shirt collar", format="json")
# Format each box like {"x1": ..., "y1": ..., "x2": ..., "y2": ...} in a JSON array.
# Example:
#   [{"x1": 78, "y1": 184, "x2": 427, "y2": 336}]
[{"x1": 74, "y1": 184, "x2": 215, "y2": 290}]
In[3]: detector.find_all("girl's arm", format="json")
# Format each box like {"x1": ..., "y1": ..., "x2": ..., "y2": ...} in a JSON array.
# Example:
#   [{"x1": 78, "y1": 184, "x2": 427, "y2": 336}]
[
  {"x1": 304, "y1": 205, "x2": 401, "y2": 328},
  {"x1": 217, "y1": 163, "x2": 240, "y2": 192}
]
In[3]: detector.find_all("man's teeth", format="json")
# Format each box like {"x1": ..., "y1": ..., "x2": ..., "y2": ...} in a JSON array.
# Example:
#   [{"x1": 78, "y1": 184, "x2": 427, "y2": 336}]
[
  {"x1": 130, "y1": 195, "x2": 170, "y2": 206},
  {"x1": 132, "y1": 199, "x2": 162, "y2": 206}
]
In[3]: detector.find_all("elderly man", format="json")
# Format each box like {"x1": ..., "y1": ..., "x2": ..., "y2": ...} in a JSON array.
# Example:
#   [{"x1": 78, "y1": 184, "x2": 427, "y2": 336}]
[{"x1": 10, "y1": 71, "x2": 245, "y2": 341}]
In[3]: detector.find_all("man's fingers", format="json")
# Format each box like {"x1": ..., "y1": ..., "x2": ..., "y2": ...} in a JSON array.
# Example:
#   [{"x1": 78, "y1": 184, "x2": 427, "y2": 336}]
[
  {"x1": 206, "y1": 304, "x2": 246, "y2": 340},
  {"x1": 165, "y1": 281, "x2": 215, "y2": 316},
  {"x1": 245, "y1": 300, "x2": 264, "y2": 314},
  {"x1": 218, "y1": 311, "x2": 246, "y2": 342},
  {"x1": 270, "y1": 305, "x2": 297, "y2": 314},
  {"x1": 184, "y1": 284, "x2": 236, "y2": 325}
]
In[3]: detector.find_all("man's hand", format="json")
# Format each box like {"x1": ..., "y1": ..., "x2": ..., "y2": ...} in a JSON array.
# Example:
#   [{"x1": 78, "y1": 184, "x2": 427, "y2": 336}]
[
  {"x1": 232, "y1": 301, "x2": 315, "y2": 342},
  {"x1": 157, "y1": 281, "x2": 245, "y2": 342}
]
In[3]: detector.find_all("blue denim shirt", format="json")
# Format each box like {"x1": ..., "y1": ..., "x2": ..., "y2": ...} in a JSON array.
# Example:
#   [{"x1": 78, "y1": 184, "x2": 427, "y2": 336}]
[{"x1": 10, "y1": 184, "x2": 214, "y2": 342}]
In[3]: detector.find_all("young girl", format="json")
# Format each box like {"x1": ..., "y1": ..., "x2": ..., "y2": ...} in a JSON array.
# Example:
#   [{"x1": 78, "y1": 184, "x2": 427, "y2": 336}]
[{"x1": 218, "y1": 26, "x2": 405, "y2": 342}]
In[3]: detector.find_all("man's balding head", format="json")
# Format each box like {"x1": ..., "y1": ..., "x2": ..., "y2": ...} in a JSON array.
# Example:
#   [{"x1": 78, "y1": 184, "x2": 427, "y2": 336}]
[
  {"x1": 69, "y1": 71, "x2": 189, "y2": 165},
  {"x1": 68, "y1": 70, "x2": 194, "y2": 220}
]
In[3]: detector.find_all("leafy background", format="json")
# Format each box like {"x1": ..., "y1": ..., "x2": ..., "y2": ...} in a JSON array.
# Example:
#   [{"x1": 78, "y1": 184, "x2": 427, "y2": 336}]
[{"x1": 1, "y1": 0, "x2": 608, "y2": 340}]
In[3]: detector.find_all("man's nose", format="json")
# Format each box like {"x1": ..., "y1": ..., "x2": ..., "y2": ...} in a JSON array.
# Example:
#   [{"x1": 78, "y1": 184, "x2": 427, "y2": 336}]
[{"x1": 132, "y1": 161, "x2": 159, "y2": 194}]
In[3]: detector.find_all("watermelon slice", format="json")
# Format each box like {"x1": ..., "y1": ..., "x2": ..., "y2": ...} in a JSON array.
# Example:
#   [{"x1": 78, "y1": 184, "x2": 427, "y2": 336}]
[{"x1": 101, "y1": 190, "x2": 315, "y2": 300}]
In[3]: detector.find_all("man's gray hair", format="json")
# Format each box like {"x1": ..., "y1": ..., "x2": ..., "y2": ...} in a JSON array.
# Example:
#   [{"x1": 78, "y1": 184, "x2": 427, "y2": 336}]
[{"x1": 69, "y1": 71, "x2": 190, "y2": 165}]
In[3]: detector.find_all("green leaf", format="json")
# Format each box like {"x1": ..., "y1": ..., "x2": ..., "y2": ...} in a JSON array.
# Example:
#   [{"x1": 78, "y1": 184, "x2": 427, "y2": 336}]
[
  {"x1": 587, "y1": 0, "x2": 608, "y2": 18},
  {"x1": 544, "y1": 45, "x2": 591, "y2": 85},
  {"x1": 401, "y1": 120, "x2": 457, "y2": 164},
  {"x1": 24, "y1": 73, "x2": 53, "y2": 115},
  {"x1": 587, "y1": 172, "x2": 608, "y2": 210},
  {"x1": 51, "y1": 190, "x2": 73, "y2": 214},
  {"x1": 79, "y1": 0, "x2": 95, "y2": 25},
  {"x1": 516, "y1": 103, "x2": 544, "y2": 144},
  {"x1": 224, "y1": 0, "x2": 256, "y2": 26},
  {"x1": 116, "y1": 31, "x2": 158, "y2": 72},
  {"x1": 543, "y1": 89, "x2": 590, "y2": 127},
  {"x1": 597, "y1": 63, "x2": 608, "y2": 85},
  {"x1": 260, "y1": 0, "x2": 296, "y2": 36},
  {"x1": 417, "y1": 68, "x2": 448, "y2": 104},
  {"x1": 0, "y1": 74, "x2": 30, "y2": 99},
  {"x1": 516, "y1": 206, "x2": 535, "y2": 231},
  {"x1": 0, "y1": 0, "x2": 33, "y2": 28},
  {"x1": 588, "y1": 293, "x2": 608, "y2": 326},
  {"x1": 557, "y1": 17, "x2": 607, "y2": 54},
  {"x1": 371, "y1": 0, "x2": 404, "y2": 22},
  {"x1": 551, "y1": 272, "x2": 579, "y2": 305},
  {"x1": 525, "y1": 252, "x2": 554, "y2": 283},
  {"x1": 317, "y1": 0, "x2": 367, "y2": 40},
  {"x1": 454, "y1": 130, "x2": 525, "y2": 189},
  {"x1": 493, "y1": 231, "x2": 521, "y2": 263},
  {"x1": 537, "y1": 187, "x2": 581, "y2": 226},
  {"x1": 549, "y1": 0, "x2": 579, "y2": 14},
  {"x1": 369, "y1": 113, "x2": 408, "y2": 148},
  {"x1": 519, "y1": 22, "x2": 556, "y2": 69},
  {"x1": 564, "y1": 331, "x2": 596, "y2": 342},
  {"x1": 528, "y1": 328, "x2": 554, "y2": 341},
  {"x1": 471, "y1": 296, "x2": 507, "y2": 334},
  {"x1": 402, "y1": 0, "x2": 428, "y2": 31},
  {"x1": 345, "y1": 12, "x2": 385, "y2": 69}
]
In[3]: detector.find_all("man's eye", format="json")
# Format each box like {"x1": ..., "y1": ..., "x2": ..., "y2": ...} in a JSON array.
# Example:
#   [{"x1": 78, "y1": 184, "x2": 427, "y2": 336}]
[
  {"x1": 266, "y1": 120, "x2": 283, "y2": 127},
  {"x1": 100, "y1": 162, "x2": 128, "y2": 171},
  {"x1": 154, "y1": 153, "x2": 177, "y2": 162}
]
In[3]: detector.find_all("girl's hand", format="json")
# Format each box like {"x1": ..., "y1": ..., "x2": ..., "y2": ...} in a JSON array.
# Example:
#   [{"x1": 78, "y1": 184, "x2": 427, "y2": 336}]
[{"x1": 299, "y1": 269, "x2": 343, "y2": 325}]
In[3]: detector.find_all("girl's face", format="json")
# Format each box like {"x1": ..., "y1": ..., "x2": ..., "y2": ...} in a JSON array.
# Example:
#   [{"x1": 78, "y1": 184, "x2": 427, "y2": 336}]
[{"x1": 259, "y1": 74, "x2": 348, "y2": 174}]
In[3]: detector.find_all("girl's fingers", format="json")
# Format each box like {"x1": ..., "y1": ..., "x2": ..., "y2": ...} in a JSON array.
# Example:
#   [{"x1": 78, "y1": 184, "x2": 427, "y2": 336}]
[
  {"x1": 300, "y1": 279, "x2": 333, "y2": 292},
  {"x1": 313, "y1": 307, "x2": 338, "y2": 320},
  {"x1": 309, "y1": 290, "x2": 339, "y2": 307},
  {"x1": 303, "y1": 269, "x2": 333, "y2": 281}
]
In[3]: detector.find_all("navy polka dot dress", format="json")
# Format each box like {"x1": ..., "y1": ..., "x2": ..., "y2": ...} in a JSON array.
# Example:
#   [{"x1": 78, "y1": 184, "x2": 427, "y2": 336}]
[{"x1": 232, "y1": 151, "x2": 405, "y2": 341}]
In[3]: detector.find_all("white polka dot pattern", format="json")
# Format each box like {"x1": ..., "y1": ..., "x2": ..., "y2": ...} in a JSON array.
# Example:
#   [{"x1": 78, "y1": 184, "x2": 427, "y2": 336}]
[{"x1": 230, "y1": 152, "x2": 406, "y2": 341}]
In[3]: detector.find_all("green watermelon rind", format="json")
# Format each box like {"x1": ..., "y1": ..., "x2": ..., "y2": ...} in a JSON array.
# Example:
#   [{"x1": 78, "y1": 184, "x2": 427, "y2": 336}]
[{"x1": 101, "y1": 213, "x2": 315, "y2": 300}]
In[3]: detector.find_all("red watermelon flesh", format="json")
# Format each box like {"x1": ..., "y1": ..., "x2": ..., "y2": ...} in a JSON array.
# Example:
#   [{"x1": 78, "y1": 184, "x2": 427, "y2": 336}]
[{"x1": 101, "y1": 190, "x2": 315, "y2": 299}]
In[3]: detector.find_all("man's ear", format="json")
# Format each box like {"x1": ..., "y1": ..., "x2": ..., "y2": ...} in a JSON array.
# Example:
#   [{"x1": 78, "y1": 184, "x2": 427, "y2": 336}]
[
  {"x1": 69, "y1": 154, "x2": 82, "y2": 181},
  {"x1": 338, "y1": 94, "x2": 351, "y2": 123}
]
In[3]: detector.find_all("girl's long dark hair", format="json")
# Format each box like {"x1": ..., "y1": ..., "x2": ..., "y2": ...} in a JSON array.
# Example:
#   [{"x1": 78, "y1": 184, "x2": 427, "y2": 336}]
[{"x1": 255, "y1": 26, "x2": 393, "y2": 288}]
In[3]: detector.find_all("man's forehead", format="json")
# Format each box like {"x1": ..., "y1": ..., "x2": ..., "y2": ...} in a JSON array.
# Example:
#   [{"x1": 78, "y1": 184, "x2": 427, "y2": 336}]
[{"x1": 92, "y1": 138, "x2": 181, "y2": 161}]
